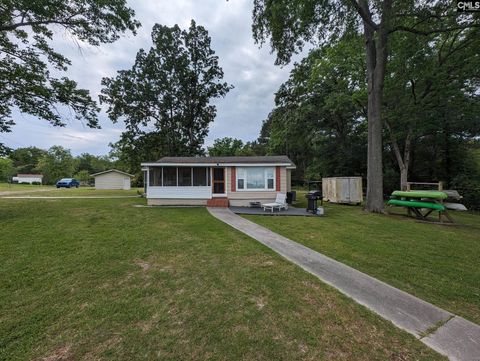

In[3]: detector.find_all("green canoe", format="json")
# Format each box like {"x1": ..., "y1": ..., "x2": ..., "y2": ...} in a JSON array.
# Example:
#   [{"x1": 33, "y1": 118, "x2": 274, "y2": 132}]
[
  {"x1": 391, "y1": 190, "x2": 447, "y2": 200},
  {"x1": 388, "y1": 199, "x2": 445, "y2": 211}
]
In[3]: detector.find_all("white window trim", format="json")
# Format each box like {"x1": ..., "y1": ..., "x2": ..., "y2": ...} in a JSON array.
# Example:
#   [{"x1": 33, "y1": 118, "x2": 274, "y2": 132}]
[{"x1": 236, "y1": 167, "x2": 276, "y2": 192}]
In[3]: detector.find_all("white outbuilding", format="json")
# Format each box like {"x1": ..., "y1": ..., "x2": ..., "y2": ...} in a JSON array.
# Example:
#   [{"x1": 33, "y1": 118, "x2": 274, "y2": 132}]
[
  {"x1": 12, "y1": 174, "x2": 43, "y2": 184},
  {"x1": 91, "y1": 169, "x2": 134, "y2": 190}
]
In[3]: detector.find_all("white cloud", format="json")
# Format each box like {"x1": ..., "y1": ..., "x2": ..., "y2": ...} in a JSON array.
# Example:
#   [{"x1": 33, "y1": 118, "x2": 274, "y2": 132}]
[{"x1": 3, "y1": 0, "x2": 305, "y2": 155}]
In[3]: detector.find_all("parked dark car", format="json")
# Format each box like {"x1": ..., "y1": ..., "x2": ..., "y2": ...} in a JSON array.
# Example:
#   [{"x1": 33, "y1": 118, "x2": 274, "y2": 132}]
[{"x1": 56, "y1": 178, "x2": 80, "y2": 188}]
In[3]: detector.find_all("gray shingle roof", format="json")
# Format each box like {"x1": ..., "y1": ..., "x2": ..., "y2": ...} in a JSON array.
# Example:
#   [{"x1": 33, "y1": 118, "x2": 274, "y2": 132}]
[{"x1": 154, "y1": 155, "x2": 295, "y2": 166}]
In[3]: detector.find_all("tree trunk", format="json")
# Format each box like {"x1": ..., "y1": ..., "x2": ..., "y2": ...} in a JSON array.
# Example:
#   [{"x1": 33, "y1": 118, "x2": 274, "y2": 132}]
[
  {"x1": 366, "y1": 79, "x2": 385, "y2": 211},
  {"x1": 386, "y1": 121, "x2": 412, "y2": 191},
  {"x1": 360, "y1": 0, "x2": 392, "y2": 213},
  {"x1": 360, "y1": 4, "x2": 382, "y2": 212}
]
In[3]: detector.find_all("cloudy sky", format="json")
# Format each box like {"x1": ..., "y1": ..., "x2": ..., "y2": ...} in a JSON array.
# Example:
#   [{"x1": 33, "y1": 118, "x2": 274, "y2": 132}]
[{"x1": 2, "y1": 0, "x2": 305, "y2": 156}]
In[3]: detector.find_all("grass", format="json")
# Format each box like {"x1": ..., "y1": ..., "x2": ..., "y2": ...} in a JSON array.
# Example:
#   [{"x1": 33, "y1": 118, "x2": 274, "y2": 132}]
[
  {"x1": 0, "y1": 198, "x2": 443, "y2": 360},
  {"x1": 0, "y1": 185, "x2": 143, "y2": 197},
  {"x1": 245, "y1": 191, "x2": 480, "y2": 324},
  {"x1": 0, "y1": 183, "x2": 51, "y2": 192}
]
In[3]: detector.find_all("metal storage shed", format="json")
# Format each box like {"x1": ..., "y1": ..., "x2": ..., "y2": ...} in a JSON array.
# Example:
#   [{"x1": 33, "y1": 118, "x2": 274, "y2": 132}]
[{"x1": 91, "y1": 169, "x2": 134, "y2": 190}]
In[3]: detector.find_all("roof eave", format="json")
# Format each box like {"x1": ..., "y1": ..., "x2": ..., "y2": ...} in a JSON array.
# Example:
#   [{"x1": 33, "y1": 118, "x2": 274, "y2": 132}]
[
  {"x1": 90, "y1": 169, "x2": 134, "y2": 177},
  {"x1": 141, "y1": 162, "x2": 294, "y2": 167}
]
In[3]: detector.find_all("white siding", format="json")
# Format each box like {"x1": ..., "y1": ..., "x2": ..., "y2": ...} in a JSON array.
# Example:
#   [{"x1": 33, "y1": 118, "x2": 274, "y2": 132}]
[
  {"x1": 148, "y1": 198, "x2": 208, "y2": 206},
  {"x1": 94, "y1": 172, "x2": 131, "y2": 190},
  {"x1": 14, "y1": 176, "x2": 43, "y2": 184},
  {"x1": 147, "y1": 186, "x2": 211, "y2": 199}
]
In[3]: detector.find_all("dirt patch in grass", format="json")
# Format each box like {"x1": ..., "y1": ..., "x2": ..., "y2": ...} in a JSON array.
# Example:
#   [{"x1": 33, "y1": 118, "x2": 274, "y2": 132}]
[
  {"x1": 134, "y1": 259, "x2": 152, "y2": 271},
  {"x1": 40, "y1": 345, "x2": 73, "y2": 361}
]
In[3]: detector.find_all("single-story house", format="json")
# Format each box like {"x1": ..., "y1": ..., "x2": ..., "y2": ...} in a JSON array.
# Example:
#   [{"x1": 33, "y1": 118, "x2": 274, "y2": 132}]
[
  {"x1": 141, "y1": 156, "x2": 296, "y2": 206},
  {"x1": 12, "y1": 174, "x2": 43, "y2": 184},
  {"x1": 91, "y1": 169, "x2": 134, "y2": 190}
]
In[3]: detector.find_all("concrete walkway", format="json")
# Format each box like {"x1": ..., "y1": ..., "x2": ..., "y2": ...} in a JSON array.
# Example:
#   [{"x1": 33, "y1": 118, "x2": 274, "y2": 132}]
[{"x1": 208, "y1": 207, "x2": 480, "y2": 361}]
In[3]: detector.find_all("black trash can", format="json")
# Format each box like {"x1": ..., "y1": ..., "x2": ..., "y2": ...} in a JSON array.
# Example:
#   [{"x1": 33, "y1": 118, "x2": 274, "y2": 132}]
[{"x1": 286, "y1": 191, "x2": 293, "y2": 204}]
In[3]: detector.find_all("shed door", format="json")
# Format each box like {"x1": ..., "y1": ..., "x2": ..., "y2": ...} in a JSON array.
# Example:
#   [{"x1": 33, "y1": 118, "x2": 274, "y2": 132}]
[
  {"x1": 340, "y1": 178, "x2": 350, "y2": 202},
  {"x1": 123, "y1": 178, "x2": 130, "y2": 190}
]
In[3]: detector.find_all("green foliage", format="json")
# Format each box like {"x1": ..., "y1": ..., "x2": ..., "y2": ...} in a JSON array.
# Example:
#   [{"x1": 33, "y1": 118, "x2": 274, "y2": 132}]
[
  {"x1": 37, "y1": 146, "x2": 75, "y2": 184},
  {"x1": 76, "y1": 153, "x2": 112, "y2": 174},
  {"x1": 0, "y1": 0, "x2": 140, "y2": 145},
  {"x1": 9, "y1": 147, "x2": 46, "y2": 174},
  {"x1": 207, "y1": 137, "x2": 268, "y2": 157},
  {"x1": 261, "y1": 35, "x2": 367, "y2": 181},
  {"x1": 252, "y1": 0, "x2": 356, "y2": 65},
  {"x1": 101, "y1": 20, "x2": 232, "y2": 173},
  {"x1": 0, "y1": 157, "x2": 14, "y2": 182},
  {"x1": 74, "y1": 169, "x2": 92, "y2": 185},
  {"x1": 208, "y1": 137, "x2": 245, "y2": 156},
  {"x1": 256, "y1": 7, "x2": 480, "y2": 197},
  {"x1": 252, "y1": 0, "x2": 480, "y2": 212}
]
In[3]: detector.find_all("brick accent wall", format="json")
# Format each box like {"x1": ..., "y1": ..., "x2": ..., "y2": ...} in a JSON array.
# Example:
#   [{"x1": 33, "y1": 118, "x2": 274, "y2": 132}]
[
  {"x1": 206, "y1": 198, "x2": 229, "y2": 207},
  {"x1": 231, "y1": 166, "x2": 236, "y2": 192},
  {"x1": 276, "y1": 166, "x2": 281, "y2": 191}
]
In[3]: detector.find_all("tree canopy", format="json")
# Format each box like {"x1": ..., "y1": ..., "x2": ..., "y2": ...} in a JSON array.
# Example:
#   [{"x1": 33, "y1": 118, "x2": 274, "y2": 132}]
[
  {"x1": 256, "y1": 24, "x2": 480, "y2": 208},
  {"x1": 0, "y1": 0, "x2": 140, "y2": 145},
  {"x1": 3, "y1": 146, "x2": 119, "y2": 184},
  {"x1": 101, "y1": 20, "x2": 233, "y2": 173},
  {"x1": 252, "y1": 0, "x2": 480, "y2": 212}
]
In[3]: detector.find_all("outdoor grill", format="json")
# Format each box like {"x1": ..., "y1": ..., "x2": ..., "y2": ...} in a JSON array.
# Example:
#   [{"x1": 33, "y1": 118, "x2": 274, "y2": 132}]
[{"x1": 305, "y1": 190, "x2": 322, "y2": 214}]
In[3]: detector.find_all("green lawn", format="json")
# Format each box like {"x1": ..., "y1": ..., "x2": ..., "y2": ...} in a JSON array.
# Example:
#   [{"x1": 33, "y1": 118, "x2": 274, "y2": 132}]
[
  {"x1": 0, "y1": 185, "x2": 143, "y2": 197},
  {"x1": 245, "y1": 191, "x2": 480, "y2": 324},
  {"x1": 0, "y1": 183, "x2": 52, "y2": 192},
  {"x1": 0, "y1": 198, "x2": 442, "y2": 360}
]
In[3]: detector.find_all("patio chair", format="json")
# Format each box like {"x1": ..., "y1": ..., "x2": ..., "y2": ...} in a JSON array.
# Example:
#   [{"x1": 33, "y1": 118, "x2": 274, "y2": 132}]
[{"x1": 262, "y1": 193, "x2": 288, "y2": 213}]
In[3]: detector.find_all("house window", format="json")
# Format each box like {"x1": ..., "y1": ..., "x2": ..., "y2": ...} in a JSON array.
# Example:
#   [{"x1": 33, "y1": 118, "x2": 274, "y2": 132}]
[
  {"x1": 149, "y1": 167, "x2": 162, "y2": 186},
  {"x1": 266, "y1": 168, "x2": 275, "y2": 189},
  {"x1": 163, "y1": 167, "x2": 177, "y2": 186},
  {"x1": 193, "y1": 167, "x2": 207, "y2": 186},
  {"x1": 178, "y1": 167, "x2": 192, "y2": 186},
  {"x1": 237, "y1": 179, "x2": 244, "y2": 190},
  {"x1": 237, "y1": 167, "x2": 275, "y2": 191}
]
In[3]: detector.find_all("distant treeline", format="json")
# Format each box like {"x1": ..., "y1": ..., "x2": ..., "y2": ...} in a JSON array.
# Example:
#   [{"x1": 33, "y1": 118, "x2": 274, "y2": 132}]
[{"x1": 0, "y1": 146, "x2": 128, "y2": 185}]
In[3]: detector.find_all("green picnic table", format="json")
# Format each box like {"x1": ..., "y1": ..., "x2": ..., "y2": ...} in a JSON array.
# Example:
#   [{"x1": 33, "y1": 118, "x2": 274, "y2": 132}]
[{"x1": 387, "y1": 190, "x2": 454, "y2": 223}]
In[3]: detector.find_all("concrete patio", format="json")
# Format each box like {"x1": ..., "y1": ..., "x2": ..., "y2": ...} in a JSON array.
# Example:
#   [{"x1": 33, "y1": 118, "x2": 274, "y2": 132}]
[{"x1": 229, "y1": 206, "x2": 321, "y2": 217}]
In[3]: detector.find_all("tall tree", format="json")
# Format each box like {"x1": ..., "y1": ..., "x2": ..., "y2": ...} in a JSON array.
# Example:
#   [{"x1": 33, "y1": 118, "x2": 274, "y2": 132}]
[
  {"x1": 208, "y1": 137, "x2": 245, "y2": 156},
  {"x1": 252, "y1": 0, "x2": 480, "y2": 212},
  {"x1": 101, "y1": 20, "x2": 232, "y2": 166},
  {"x1": 0, "y1": 0, "x2": 140, "y2": 147},
  {"x1": 37, "y1": 145, "x2": 75, "y2": 184},
  {"x1": 261, "y1": 36, "x2": 367, "y2": 181},
  {"x1": 0, "y1": 157, "x2": 14, "y2": 181},
  {"x1": 384, "y1": 27, "x2": 480, "y2": 190},
  {"x1": 76, "y1": 153, "x2": 113, "y2": 174},
  {"x1": 9, "y1": 146, "x2": 47, "y2": 174}
]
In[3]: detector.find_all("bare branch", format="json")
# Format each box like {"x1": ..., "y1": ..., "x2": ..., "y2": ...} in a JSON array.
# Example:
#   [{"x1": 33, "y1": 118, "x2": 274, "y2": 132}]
[{"x1": 350, "y1": 0, "x2": 379, "y2": 31}]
